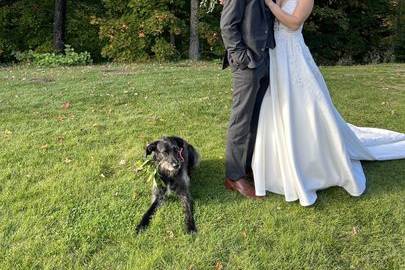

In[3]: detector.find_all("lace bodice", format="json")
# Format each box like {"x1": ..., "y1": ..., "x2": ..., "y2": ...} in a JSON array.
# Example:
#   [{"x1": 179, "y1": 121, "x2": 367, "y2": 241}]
[{"x1": 275, "y1": 0, "x2": 303, "y2": 34}]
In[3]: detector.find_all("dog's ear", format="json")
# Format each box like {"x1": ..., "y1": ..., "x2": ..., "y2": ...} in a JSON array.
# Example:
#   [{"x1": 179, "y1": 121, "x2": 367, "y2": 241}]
[
  {"x1": 171, "y1": 136, "x2": 185, "y2": 148},
  {"x1": 145, "y1": 140, "x2": 159, "y2": 157}
]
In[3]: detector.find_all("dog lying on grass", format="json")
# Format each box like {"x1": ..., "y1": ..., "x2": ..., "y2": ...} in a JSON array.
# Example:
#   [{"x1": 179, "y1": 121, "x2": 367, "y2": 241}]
[{"x1": 136, "y1": 136, "x2": 200, "y2": 234}]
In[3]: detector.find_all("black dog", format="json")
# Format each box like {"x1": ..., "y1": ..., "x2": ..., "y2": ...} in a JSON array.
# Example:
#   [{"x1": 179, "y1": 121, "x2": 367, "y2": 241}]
[{"x1": 136, "y1": 136, "x2": 200, "y2": 234}]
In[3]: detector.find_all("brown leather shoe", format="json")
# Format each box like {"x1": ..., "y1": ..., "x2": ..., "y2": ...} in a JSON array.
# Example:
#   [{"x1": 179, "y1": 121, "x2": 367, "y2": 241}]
[{"x1": 224, "y1": 178, "x2": 264, "y2": 199}]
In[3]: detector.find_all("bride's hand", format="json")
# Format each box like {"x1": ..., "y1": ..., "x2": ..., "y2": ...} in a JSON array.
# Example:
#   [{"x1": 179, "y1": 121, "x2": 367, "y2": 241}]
[{"x1": 265, "y1": 0, "x2": 278, "y2": 10}]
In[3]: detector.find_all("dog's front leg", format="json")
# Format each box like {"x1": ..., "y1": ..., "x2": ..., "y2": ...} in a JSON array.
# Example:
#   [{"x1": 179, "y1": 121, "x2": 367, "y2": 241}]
[
  {"x1": 179, "y1": 192, "x2": 197, "y2": 234},
  {"x1": 136, "y1": 186, "x2": 166, "y2": 234}
]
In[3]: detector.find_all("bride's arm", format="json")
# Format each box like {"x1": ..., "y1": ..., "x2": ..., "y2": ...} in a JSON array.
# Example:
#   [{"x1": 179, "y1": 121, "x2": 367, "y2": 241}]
[{"x1": 265, "y1": 0, "x2": 314, "y2": 31}]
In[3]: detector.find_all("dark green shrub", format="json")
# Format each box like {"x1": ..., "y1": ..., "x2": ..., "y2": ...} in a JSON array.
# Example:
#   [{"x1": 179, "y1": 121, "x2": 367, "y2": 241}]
[
  {"x1": 14, "y1": 45, "x2": 92, "y2": 66},
  {"x1": 151, "y1": 38, "x2": 177, "y2": 61}
]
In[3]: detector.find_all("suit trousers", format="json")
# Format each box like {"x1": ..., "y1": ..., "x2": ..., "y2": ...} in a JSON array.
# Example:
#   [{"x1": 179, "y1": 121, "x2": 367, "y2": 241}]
[{"x1": 225, "y1": 52, "x2": 270, "y2": 181}]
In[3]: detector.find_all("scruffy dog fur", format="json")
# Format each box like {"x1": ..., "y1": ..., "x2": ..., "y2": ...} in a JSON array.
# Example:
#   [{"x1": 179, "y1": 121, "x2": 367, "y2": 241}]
[{"x1": 136, "y1": 136, "x2": 200, "y2": 234}]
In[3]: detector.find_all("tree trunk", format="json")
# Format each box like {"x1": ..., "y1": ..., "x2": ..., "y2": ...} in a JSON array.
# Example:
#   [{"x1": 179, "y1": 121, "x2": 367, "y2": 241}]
[
  {"x1": 189, "y1": 0, "x2": 200, "y2": 60},
  {"x1": 53, "y1": 0, "x2": 67, "y2": 53},
  {"x1": 170, "y1": 32, "x2": 176, "y2": 47},
  {"x1": 397, "y1": 0, "x2": 405, "y2": 61}
]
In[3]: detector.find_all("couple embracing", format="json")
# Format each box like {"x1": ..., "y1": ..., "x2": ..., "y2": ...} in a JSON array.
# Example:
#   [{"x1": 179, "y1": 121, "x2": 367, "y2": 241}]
[{"x1": 220, "y1": 0, "x2": 405, "y2": 206}]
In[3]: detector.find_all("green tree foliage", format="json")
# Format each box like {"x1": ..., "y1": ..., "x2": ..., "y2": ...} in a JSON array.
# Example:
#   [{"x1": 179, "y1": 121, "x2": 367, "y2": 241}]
[
  {"x1": 0, "y1": 0, "x2": 104, "y2": 62},
  {"x1": 94, "y1": 0, "x2": 187, "y2": 62},
  {"x1": 0, "y1": 0, "x2": 403, "y2": 64},
  {"x1": 0, "y1": 0, "x2": 54, "y2": 61},
  {"x1": 95, "y1": 0, "x2": 224, "y2": 62},
  {"x1": 98, "y1": 0, "x2": 399, "y2": 64},
  {"x1": 304, "y1": 0, "x2": 398, "y2": 64},
  {"x1": 206, "y1": 0, "x2": 401, "y2": 64}
]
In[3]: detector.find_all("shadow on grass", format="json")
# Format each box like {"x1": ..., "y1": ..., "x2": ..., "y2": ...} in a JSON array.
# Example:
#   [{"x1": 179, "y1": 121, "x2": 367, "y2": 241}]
[
  {"x1": 189, "y1": 158, "x2": 405, "y2": 208},
  {"x1": 190, "y1": 158, "x2": 235, "y2": 205},
  {"x1": 361, "y1": 159, "x2": 405, "y2": 195},
  {"x1": 306, "y1": 159, "x2": 405, "y2": 207}
]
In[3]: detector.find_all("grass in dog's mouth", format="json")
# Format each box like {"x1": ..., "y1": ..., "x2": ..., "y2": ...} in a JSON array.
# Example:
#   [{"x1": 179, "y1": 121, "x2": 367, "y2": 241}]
[{"x1": 135, "y1": 158, "x2": 157, "y2": 183}]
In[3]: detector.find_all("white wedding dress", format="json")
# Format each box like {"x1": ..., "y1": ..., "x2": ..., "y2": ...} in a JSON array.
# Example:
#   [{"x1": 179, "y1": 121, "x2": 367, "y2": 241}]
[{"x1": 251, "y1": 0, "x2": 405, "y2": 206}]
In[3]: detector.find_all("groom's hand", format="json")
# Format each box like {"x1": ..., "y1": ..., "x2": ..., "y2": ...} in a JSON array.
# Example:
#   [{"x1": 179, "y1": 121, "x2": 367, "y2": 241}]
[{"x1": 229, "y1": 49, "x2": 250, "y2": 70}]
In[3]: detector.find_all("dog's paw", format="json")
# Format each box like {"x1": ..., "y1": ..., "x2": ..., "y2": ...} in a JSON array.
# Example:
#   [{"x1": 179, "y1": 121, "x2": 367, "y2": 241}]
[
  {"x1": 135, "y1": 224, "x2": 146, "y2": 234},
  {"x1": 187, "y1": 225, "x2": 197, "y2": 235}
]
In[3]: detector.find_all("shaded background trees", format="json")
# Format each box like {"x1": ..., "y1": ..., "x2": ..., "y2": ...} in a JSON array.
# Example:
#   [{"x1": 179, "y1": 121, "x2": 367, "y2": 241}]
[
  {"x1": 0, "y1": 0, "x2": 103, "y2": 62},
  {"x1": 0, "y1": 0, "x2": 403, "y2": 65},
  {"x1": 304, "y1": 0, "x2": 398, "y2": 64}
]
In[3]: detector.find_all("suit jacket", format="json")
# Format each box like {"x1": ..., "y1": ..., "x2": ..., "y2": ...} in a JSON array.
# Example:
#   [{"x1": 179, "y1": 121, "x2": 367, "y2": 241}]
[{"x1": 220, "y1": 0, "x2": 276, "y2": 70}]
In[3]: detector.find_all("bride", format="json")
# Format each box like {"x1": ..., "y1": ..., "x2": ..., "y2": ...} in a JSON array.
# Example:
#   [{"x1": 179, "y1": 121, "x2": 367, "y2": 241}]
[{"x1": 251, "y1": 0, "x2": 405, "y2": 206}]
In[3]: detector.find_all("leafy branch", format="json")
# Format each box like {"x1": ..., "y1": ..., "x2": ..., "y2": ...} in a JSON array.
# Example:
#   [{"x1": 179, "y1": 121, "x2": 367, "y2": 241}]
[
  {"x1": 134, "y1": 158, "x2": 158, "y2": 184},
  {"x1": 200, "y1": 0, "x2": 218, "y2": 12}
]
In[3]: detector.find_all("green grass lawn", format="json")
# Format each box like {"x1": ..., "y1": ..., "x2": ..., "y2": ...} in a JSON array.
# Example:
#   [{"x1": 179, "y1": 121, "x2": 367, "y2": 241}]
[{"x1": 0, "y1": 62, "x2": 404, "y2": 269}]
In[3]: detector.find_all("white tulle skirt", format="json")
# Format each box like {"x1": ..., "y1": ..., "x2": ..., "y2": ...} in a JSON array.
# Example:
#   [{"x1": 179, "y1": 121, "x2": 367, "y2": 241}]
[{"x1": 252, "y1": 31, "x2": 405, "y2": 206}]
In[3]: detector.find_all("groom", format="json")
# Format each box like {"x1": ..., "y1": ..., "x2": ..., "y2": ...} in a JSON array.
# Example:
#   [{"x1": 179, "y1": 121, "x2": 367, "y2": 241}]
[{"x1": 220, "y1": 0, "x2": 276, "y2": 198}]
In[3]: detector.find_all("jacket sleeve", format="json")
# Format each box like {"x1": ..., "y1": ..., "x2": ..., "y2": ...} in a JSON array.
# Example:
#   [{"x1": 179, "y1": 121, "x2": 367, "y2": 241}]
[{"x1": 220, "y1": 0, "x2": 250, "y2": 68}]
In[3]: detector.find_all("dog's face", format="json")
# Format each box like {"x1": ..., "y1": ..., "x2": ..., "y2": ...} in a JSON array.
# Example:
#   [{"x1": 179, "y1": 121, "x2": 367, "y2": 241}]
[{"x1": 146, "y1": 137, "x2": 185, "y2": 177}]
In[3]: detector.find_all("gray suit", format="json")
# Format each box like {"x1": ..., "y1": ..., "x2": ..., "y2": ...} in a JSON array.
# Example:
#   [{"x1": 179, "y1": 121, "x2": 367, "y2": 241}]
[{"x1": 221, "y1": 0, "x2": 276, "y2": 180}]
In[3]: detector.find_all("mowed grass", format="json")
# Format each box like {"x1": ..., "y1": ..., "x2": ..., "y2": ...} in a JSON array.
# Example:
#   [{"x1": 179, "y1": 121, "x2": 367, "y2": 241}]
[{"x1": 0, "y1": 62, "x2": 404, "y2": 269}]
